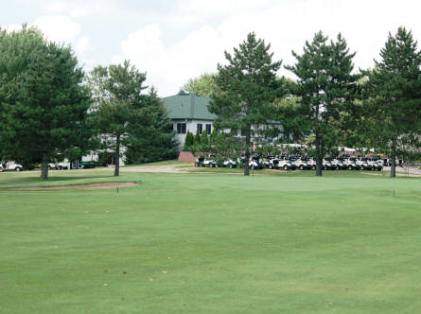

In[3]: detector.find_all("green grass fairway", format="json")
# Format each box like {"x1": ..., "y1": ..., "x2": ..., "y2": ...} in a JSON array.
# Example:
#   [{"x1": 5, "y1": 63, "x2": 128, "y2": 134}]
[{"x1": 1, "y1": 170, "x2": 421, "y2": 313}]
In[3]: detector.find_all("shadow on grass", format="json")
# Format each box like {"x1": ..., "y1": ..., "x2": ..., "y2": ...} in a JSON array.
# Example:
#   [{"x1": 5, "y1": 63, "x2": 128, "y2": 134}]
[{"x1": 0, "y1": 174, "x2": 115, "y2": 188}]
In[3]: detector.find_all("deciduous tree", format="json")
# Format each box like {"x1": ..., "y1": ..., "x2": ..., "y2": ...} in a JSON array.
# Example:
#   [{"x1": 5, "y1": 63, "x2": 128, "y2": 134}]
[
  {"x1": 183, "y1": 73, "x2": 217, "y2": 97},
  {"x1": 90, "y1": 62, "x2": 177, "y2": 174}
]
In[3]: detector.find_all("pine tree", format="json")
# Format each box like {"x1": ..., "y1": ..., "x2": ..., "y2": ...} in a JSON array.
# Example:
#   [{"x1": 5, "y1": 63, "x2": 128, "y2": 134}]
[
  {"x1": 184, "y1": 132, "x2": 194, "y2": 151},
  {"x1": 125, "y1": 89, "x2": 178, "y2": 163},
  {"x1": 211, "y1": 33, "x2": 282, "y2": 176},
  {"x1": 364, "y1": 27, "x2": 421, "y2": 177},
  {"x1": 287, "y1": 32, "x2": 358, "y2": 176},
  {"x1": 199, "y1": 131, "x2": 210, "y2": 154},
  {"x1": 0, "y1": 26, "x2": 92, "y2": 179}
]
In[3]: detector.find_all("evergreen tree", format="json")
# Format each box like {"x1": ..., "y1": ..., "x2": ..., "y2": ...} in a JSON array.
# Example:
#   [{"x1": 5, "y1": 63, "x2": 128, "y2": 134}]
[
  {"x1": 274, "y1": 78, "x2": 310, "y2": 143},
  {"x1": 192, "y1": 132, "x2": 202, "y2": 153},
  {"x1": 211, "y1": 33, "x2": 282, "y2": 176},
  {"x1": 199, "y1": 131, "x2": 210, "y2": 154},
  {"x1": 125, "y1": 89, "x2": 178, "y2": 163},
  {"x1": 364, "y1": 27, "x2": 421, "y2": 177},
  {"x1": 287, "y1": 32, "x2": 358, "y2": 176},
  {"x1": 184, "y1": 131, "x2": 194, "y2": 151},
  {"x1": 0, "y1": 26, "x2": 92, "y2": 179}
]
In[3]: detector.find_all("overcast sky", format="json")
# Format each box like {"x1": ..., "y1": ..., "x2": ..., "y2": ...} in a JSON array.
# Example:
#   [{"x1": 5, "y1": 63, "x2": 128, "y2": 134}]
[{"x1": 2, "y1": 0, "x2": 421, "y2": 96}]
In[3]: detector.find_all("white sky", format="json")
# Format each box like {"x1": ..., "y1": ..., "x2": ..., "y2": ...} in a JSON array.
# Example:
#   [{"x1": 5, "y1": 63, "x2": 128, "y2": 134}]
[{"x1": 2, "y1": 0, "x2": 421, "y2": 96}]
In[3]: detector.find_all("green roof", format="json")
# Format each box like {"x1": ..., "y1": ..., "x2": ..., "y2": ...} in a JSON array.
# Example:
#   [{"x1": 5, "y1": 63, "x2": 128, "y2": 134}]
[{"x1": 162, "y1": 92, "x2": 216, "y2": 121}]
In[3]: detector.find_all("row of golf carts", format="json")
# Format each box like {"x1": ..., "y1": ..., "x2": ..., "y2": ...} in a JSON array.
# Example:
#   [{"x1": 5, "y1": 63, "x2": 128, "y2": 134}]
[
  {"x1": 194, "y1": 155, "x2": 398, "y2": 171},
  {"x1": 0, "y1": 160, "x2": 97, "y2": 172}
]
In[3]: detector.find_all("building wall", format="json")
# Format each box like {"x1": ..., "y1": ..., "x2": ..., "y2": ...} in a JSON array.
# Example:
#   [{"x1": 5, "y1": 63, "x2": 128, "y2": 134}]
[{"x1": 173, "y1": 119, "x2": 214, "y2": 149}]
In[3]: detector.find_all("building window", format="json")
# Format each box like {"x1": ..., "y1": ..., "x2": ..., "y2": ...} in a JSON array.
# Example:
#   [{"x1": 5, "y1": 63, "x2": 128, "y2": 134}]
[
  {"x1": 177, "y1": 123, "x2": 186, "y2": 134},
  {"x1": 197, "y1": 123, "x2": 203, "y2": 134},
  {"x1": 206, "y1": 124, "x2": 212, "y2": 134}
]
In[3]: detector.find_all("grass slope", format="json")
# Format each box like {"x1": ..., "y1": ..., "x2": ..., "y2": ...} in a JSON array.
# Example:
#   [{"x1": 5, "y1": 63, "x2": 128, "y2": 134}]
[{"x1": 1, "y1": 170, "x2": 421, "y2": 313}]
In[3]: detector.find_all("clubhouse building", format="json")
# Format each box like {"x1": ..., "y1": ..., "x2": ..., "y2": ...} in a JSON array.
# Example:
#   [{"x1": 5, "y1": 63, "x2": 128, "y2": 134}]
[{"x1": 162, "y1": 91, "x2": 216, "y2": 148}]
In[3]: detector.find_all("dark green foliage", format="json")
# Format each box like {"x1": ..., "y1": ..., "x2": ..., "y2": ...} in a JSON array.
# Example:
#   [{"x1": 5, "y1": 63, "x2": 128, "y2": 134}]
[
  {"x1": 274, "y1": 78, "x2": 309, "y2": 143},
  {"x1": 363, "y1": 27, "x2": 421, "y2": 176},
  {"x1": 184, "y1": 131, "x2": 195, "y2": 151},
  {"x1": 0, "y1": 26, "x2": 92, "y2": 179},
  {"x1": 200, "y1": 131, "x2": 210, "y2": 148},
  {"x1": 211, "y1": 32, "x2": 283, "y2": 175},
  {"x1": 125, "y1": 89, "x2": 177, "y2": 164},
  {"x1": 194, "y1": 132, "x2": 202, "y2": 145},
  {"x1": 90, "y1": 62, "x2": 177, "y2": 174},
  {"x1": 287, "y1": 32, "x2": 358, "y2": 176},
  {"x1": 89, "y1": 60, "x2": 147, "y2": 176}
]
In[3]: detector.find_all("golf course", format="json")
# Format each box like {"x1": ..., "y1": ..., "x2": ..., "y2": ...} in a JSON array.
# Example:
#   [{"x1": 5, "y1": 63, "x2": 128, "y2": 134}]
[{"x1": 1, "y1": 165, "x2": 421, "y2": 313}]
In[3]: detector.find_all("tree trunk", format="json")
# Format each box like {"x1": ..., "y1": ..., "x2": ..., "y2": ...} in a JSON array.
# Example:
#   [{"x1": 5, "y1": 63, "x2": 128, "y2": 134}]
[
  {"x1": 390, "y1": 140, "x2": 396, "y2": 178},
  {"x1": 41, "y1": 153, "x2": 49, "y2": 180},
  {"x1": 114, "y1": 134, "x2": 121, "y2": 177},
  {"x1": 315, "y1": 131, "x2": 323, "y2": 177},
  {"x1": 244, "y1": 127, "x2": 251, "y2": 176}
]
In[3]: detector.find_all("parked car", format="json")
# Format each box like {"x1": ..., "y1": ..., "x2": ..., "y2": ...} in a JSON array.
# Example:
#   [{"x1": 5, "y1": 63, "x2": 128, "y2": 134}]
[
  {"x1": 0, "y1": 161, "x2": 23, "y2": 172},
  {"x1": 80, "y1": 160, "x2": 97, "y2": 169}
]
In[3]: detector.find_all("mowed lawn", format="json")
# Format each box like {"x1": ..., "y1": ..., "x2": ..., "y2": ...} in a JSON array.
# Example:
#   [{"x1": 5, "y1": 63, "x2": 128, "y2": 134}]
[{"x1": 1, "y1": 170, "x2": 421, "y2": 313}]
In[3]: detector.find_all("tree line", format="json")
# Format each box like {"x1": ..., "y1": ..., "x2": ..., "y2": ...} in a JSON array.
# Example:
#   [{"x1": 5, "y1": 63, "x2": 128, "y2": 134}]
[
  {"x1": 185, "y1": 28, "x2": 421, "y2": 177},
  {"x1": 0, "y1": 26, "x2": 177, "y2": 179},
  {"x1": 1, "y1": 25, "x2": 420, "y2": 179}
]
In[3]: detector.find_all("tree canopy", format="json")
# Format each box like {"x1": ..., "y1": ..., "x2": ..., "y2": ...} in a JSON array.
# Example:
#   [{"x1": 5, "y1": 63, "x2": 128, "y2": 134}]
[
  {"x1": 89, "y1": 61, "x2": 177, "y2": 175},
  {"x1": 125, "y1": 88, "x2": 178, "y2": 164},
  {"x1": 286, "y1": 32, "x2": 358, "y2": 176},
  {"x1": 183, "y1": 73, "x2": 217, "y2": 97},
  {"x1": 0, "y1": 26, "x2": 92, "y2": 179},
  {"x1": 210, "y1": 32, "x2": 283, "y2": 175},
  {"x1": 363, "y1": 27, "x2": 421, "y2": 176}
]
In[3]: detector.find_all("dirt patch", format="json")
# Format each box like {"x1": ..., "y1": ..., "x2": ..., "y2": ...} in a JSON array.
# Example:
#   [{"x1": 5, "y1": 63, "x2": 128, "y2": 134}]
[
  {"x1": 123, "y1": 164, "x2": 189, "y2": 173},
  {"x1": 5, "y1": 181, "x2": 139, "y2": 191}
]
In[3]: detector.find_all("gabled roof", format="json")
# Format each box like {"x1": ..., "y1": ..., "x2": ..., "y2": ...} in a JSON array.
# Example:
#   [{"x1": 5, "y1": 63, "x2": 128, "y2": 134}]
[{"x1": 162, "y1": 91, "x2": 217, "y2": 121}]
